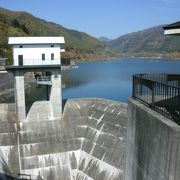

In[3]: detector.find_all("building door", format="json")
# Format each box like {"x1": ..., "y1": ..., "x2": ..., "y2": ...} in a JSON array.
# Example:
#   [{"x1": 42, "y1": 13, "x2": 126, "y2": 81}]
[{"x1": 18, "y1": 55, "x2": 23, "y2": 66}]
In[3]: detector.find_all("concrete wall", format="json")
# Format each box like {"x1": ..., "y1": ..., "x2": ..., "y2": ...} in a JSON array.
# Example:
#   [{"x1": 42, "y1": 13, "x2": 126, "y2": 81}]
[
  {"x1": 49, "y1": 71, "x2": 62, "y2": 118},
  {"x1": 0, "y1": 98, "x2": 127, "y2": 180},
  {"x1": 126, "y1": 98, "x2": 180, "y2": 180},
  {"x1": 0, "y1": 104, "x2": 19, "y2": 179},
  {"x1": 14, "y1": 71, "x2": 26, "y2": 122}
]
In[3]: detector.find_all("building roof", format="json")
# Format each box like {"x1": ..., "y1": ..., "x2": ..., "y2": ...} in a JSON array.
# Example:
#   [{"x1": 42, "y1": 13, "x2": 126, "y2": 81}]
[
  {"x1": 163, "y1": 21, "x2": 180, "y2": 35},
  {"x1": 163, "y1": 21, "x2": 180, "y2": 30},
  {"x1": 8, "y1": 37, "x2": 65, "y2": 45}
]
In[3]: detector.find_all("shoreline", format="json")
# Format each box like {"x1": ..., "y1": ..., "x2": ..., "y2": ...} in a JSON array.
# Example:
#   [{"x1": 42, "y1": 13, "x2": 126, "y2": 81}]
[{"x1": 73, "y1": 56, "x2": 180, "y2": 64}]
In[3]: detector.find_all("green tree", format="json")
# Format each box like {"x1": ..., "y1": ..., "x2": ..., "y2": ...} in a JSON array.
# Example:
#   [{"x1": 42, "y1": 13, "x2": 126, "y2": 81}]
[
  {"x1": 11, "y1": 19, "x2": 20, "y2": 28},
  {"x1": 20, "y1": 24, "x2": 29, "y2": 34}
]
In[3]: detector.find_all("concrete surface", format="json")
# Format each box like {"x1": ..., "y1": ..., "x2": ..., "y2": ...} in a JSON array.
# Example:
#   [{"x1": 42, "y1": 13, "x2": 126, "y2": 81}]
[
  {"x1": 0, "y1": 98, "x2": 127, "y2": 180},
  {"x1": 49, "y1": 71, "x2": 62, "y2": 118},
  {"x1": 14, "y1": 71, "x2": 26, "y2": 122},
  {"x1": 126, "y1": 98, "x2": 180, "y2": 180},
  {"x1": 0, "y1": 103, "x2": 19, "y2": 179}
]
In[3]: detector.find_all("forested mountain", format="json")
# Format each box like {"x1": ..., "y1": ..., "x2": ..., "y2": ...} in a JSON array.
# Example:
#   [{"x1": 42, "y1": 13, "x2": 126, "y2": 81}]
[
  {"x1": 108, "y1": 25, "x2": 180, "y2": 58},
  {"x1": 0, "y1": 7, "x2": 113, "y2": 62},
  {"x1": 0, "y1": 7, "x2": 180, "y2": 61}
]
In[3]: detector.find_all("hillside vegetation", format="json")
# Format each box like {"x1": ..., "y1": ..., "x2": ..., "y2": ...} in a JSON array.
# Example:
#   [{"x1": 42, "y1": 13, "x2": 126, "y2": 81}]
[
  {"x1": 0, "y1": 8, "x2": 115, "y2": 63},
  {"x1": 108, "y1": 25, "x2": 180, "y2": 58},
  {"x1": 1, "y1": 7, "x2": 180, "y2": 61}
]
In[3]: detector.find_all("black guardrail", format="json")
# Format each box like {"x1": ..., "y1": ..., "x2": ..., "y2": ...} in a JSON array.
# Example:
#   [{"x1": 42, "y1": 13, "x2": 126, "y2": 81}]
[{"x1": 133, "y1": 74, "x2": 180, "y2": 124}]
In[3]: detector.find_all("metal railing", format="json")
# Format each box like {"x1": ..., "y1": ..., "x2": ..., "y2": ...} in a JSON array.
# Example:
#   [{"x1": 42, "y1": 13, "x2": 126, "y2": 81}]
[
  {"x1": 37, "y1": 76, "x2": 52, "y2": 85},
  {"x1": 13, "y1": 59, "x2": 61, "y2": 66},
  {"x1": 133, "y1": 74, "x2": 180, "y2": 124},
  {"x1": 17, "y1": 173, "x2": 32, "y2": 179},
  {"x1": 12, "y1": 172, "x2": 44, "y2": 180}
]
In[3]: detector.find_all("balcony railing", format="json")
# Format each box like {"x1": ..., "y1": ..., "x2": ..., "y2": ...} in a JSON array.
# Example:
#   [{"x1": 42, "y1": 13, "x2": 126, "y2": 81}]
[
  {"x1": 37, "y1": 76, "x2": 51, "y2": 85},
  {"x1": 13, "y1": 59, "x2": 61, "y2": 66},
  {"x1": 133, "y1": 74, "x2": 180, "y2": 124}
]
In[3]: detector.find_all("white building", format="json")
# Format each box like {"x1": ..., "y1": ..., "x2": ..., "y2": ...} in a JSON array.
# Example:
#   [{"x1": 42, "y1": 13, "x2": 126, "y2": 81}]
[
  {"x1": 163, "y1": 21, "x2": 180, "y2": 35},
  {"x1": 8, "y1": 37, "x2": 65, "y2": 66}
]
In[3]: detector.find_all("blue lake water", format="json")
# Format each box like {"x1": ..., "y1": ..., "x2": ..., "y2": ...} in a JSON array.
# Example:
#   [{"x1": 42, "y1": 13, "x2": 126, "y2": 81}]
[{"x1": 62, "y1": 58, "x2": 180, "y2": 103}]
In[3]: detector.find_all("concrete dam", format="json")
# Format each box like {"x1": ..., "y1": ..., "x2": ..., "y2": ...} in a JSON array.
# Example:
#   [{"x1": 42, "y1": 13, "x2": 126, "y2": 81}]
[
  {"x1": 0, "y1": 36, "x2": 128, "y2": 179},
  {"x1": 1, "y1": 24, "x2": 180, "y2": 180},
  {"x1": 0, "y1": 98, "x2": 127, "y2": 180}
]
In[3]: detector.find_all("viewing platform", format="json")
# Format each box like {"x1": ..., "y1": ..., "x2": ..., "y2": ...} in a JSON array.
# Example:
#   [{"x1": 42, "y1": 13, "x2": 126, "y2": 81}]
[
  {"x1": 6, "y1": 64, "x2": 61, "y2": 73},
  {"x1": 133, "y1": 73, "x2": 180, "y2": 124}
]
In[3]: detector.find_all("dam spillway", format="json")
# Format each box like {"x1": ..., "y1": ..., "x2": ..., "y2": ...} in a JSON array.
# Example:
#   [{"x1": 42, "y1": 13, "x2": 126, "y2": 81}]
[{"x1": 0, "y1": 98, "x2": 127, "y2": 180}]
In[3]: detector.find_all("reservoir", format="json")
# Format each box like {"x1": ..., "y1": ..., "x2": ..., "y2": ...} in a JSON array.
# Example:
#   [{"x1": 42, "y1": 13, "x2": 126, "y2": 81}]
[
  {"x1": 0, "y1": 58, "x2": 180, "y2": 179},
  {"x1": 62, "y1": 58, "x2": 180, "y2": 102},
  {"x1": 1, "y1": 58, "x2": 180, "y2": 104}
]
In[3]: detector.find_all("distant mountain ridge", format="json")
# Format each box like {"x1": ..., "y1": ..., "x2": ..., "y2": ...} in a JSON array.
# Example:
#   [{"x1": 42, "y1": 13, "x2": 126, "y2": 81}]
[
  {"x1": 98, "y1": 36, "x2": 111, "y2": 42},
  {"x1": 0, "y1": 7, "x2": 180, "y2": 61},
  {"x1": 0, "y1": 7, "x2": 111, "y2": 61},
  {"x1": 108, "y1": 25, "x2": 180, "y2": 58}
]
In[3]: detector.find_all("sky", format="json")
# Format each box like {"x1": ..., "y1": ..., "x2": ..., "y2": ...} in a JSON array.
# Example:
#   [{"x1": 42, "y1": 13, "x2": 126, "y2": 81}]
[{"x1": 0, "y1": 0, "x2": 180, "y2": 39}]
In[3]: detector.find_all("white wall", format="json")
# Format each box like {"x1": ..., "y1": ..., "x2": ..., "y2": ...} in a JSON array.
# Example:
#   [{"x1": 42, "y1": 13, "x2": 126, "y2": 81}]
[
  {"x1": 164, "y1": 28, "x2": 180, "y2": 35},
  {"x1": 13, "y1": 44, "x2": 61, "y2": 66}
]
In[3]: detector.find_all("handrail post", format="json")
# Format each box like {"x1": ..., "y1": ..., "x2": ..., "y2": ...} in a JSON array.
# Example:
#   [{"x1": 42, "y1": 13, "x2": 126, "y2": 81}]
[
  {"x1": 151, "y1": 82, "x2": 155, "y2": 108},
  {"x1": 140, "y1": 74, "x2": 143, "y2": 96},
  {"x1": 140, "y1": 83, "x2": 142, "y2": 96},
  {"x1": 133, "y1": 76, "x2": 136, "y2": 98}
]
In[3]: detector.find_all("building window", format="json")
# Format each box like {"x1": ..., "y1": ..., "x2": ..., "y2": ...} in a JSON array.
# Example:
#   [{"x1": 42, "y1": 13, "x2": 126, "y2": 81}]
[
  {"x1": 42, "y1": 54, "x2": 45, "y2": 60},
  {"x1": 19, "y1": 45, "x2": 23, "y2": 48},
  {"x1": 51, "y1": 45, "x2": 54, "y2": 47},
  {"x1": 51, "y1": 53, "x2": 54, "y2": 60}
]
